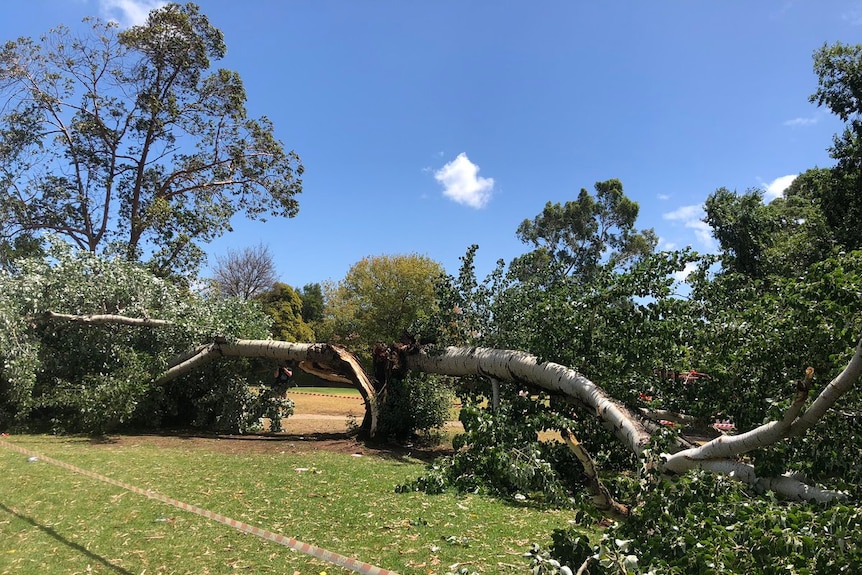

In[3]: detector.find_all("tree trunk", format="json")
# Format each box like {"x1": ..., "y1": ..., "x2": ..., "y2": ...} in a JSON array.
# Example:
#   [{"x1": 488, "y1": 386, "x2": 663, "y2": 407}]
[
  {"x1": 43, "y1": 311, "x2": 862, "y2": 501},
  {"x1": 404, "y1": 343, "x2": 861, "y2": 502},
  {"x1": 155, "y1": 340, "x2": 380, "y2": 437}
]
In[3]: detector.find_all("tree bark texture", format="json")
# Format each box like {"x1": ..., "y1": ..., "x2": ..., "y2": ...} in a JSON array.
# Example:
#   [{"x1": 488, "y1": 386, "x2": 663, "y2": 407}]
[
  {"x1": 156, "y1": 340, "x2": 380, "y2": 437},
  {"x1": 405, "y1": 343, "x2": 862, "y2": 502}
]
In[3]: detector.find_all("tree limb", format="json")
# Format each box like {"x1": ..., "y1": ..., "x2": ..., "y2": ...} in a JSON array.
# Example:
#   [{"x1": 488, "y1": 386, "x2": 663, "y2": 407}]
[
  {"x1": 157, "y1": 340, "x2": 380, "y2": 438},
  {"x1": 44, "y1": 311, "x2": 175, "y2": 327},
  {"x1": 561, "y1": 428, "x2": 630, "y2": 519}
]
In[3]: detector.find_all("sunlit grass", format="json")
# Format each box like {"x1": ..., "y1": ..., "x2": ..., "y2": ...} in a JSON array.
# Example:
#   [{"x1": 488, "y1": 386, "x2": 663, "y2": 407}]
[
  {"x1": 291, "y1": 386, "x2": 362, "y2": 396},
  {"x1": 0, "y1": 435, "x2": 583, "y2": 574}
]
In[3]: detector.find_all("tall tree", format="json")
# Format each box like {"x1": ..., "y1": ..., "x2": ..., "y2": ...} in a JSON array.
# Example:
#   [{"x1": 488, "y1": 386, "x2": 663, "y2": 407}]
[
  {"x1": 298, "y1": 282, "x2": 324, "y2": 324},
  {"x1": 808, "y1": 42, "x2": 862, "y2": 250},
  {"x1": 212, "y1": 243, "x2": 277, "y2": 299},
  {"x1": 511, "y1": 179, "x2": 657, "y2": 283},
  {"x1": 0, "y1": 3, "x2": 303, "y2": 275},
  {"x1": 703, "y1": 187, "x2": 778, "y2": 277}
]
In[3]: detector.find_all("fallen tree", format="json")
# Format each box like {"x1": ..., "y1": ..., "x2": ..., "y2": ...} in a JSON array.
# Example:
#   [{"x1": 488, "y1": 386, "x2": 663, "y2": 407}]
[
  {"x1": 38, "y1": 307, "x2": 862, "y2": 502},
  {"x1": 155, "y1": 338, "x2": 380, "y2": 436}
]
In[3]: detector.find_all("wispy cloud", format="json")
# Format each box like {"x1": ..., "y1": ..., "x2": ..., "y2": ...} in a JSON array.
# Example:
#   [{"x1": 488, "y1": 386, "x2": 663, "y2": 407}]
[
  {"x1": 662, "y1": 204, "x2": 715, "y2": 250},
  {"x1": 763, "y1": 174, "x2": 797, "y2": 201},
  {"x1": 434, "y1": 153, "x2": 494, "y2": 209},
  {"x1": 783, "y1": 116, "x2": 817, "y2": 127},
  {"x1": 657, "y1": 193, "x2": 670, "y2": 201},
  {"x1": 98, "y1": 0, "x2": 166, "y2": 28},
  {"x1": 842, "y1": 5, "x2": 862, "y2": 25},
  {"x1": 657, "y1": 237, "x2": 677, "y2": 251}
]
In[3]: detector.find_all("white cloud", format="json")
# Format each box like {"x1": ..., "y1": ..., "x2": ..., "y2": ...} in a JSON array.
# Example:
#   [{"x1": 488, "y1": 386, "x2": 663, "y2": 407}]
[
  {"x1": 673, "y1": 261, "x2": 698, "y2": 282},
  {"x1": 657, "y1": 193, "x2": 670, "y2": 201},
  {"x1": 434, "y1": 153, "x2": 494, "y2": 209},
  {"x1": 663, "y1": 204, "x2": 715, "y2": 250},
  {"x1": 98, "y1": 0, "x2": 166, "y2": 27},
  {"x1": 663, "y1": 205, "x2": 701, "y2": 221},
  {"x1": 657, "y1": 237, "x2": 677, "y2": 250},
  {"x1": 763, "y1": 174, "x2": 797, "y2": 201},
  {"x1": 783, "y1": 116, "x2": 817, "y2": 127}
]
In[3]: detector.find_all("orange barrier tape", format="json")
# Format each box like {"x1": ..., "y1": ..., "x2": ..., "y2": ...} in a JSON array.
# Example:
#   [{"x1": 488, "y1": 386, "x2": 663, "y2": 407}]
[{"x1": 0, "y1": 438, "x2": 399, "y2": 575}]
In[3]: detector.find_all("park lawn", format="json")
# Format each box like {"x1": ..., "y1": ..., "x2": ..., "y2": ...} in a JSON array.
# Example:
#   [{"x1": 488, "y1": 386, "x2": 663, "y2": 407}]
[
  {"x1": 0, "y1": 435, "x2": 584, "y2": 575},
  {"x1": 292, "y1": 386, "x2": 362, "y2": 396}
]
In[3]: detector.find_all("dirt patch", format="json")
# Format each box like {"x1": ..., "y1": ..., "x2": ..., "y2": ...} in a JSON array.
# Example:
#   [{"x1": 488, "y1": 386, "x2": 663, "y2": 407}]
[{"x1": 88, "y1": 390, "x2": 455, "y2": 461}]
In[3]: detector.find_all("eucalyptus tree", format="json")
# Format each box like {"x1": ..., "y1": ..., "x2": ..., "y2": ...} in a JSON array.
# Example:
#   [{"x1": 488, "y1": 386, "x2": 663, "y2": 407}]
[
  {"x1": 511, "y1": 179, "x2": 657, "y2": 284},
  {"x1": 0, "y1": 3, "x2": 303, "y2": 276}
]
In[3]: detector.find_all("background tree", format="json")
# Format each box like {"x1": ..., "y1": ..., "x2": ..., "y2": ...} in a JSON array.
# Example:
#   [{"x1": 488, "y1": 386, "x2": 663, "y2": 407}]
[
  {"x1": 320, "y1": 253, "x2": 451, "y2": 442},
  {"x1": 808, "y1": 42, "x2": 862, "y2": 251},
  {"x1": 257, "y1": 282, "x2": 314, "y2": 342},
  {"x1": 298, "y1": 282, "x2": 325, "y2": 324},
  {"x1": 511, "y1": 179, "x2": 657, "y2": 283},
  {"x1": 320, "y1": 253, "x2": 445, "y2": 361},
  {"x1": 703, "y1": 187, "x2": 779, "y2": 277},
  {"x1": 212, "y1": 243, "x2": 277, "y2": 299},
  {"x1": 0, "y1": 3, "x2": 303, "y2": 276}
]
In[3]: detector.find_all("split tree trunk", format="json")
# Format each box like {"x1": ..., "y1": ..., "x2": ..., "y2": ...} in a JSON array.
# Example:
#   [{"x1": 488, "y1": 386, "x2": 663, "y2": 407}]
[
  {"x1": 44, "y1": 311, "x2": 862, "y2": 502},
  {"x1": 156, "y1": 340, "x2": 380, "y2": 437}
]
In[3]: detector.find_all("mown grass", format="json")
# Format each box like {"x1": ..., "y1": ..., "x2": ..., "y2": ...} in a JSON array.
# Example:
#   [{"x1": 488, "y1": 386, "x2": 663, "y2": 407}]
[
  {"x1": 0, "y1": 435, "x2": 583, "y2": 575},
  {"x1": 291, "y1": 386, "x2": 362, "y2": 397}
]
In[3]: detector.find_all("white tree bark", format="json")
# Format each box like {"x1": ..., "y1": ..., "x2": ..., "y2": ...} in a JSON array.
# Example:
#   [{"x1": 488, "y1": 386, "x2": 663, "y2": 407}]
[
  {"x1": 406, "y1": 346, "x2": 653, "y2": 455},
  {"x1": 45, "y1": 311, "x2": 174, "y2": 327},
  {"x1": 156, "y1": 340, "x2": 380, "y2": 437},
  {"x1": 42, "y1": 311, "x2": 862, "y2": 502},
  {"x1": 405, "y1": 342, "x2": 862, "y2": 502},
  {"x1": 662, "y1": 338, "x2": 862, "y2": 501}
]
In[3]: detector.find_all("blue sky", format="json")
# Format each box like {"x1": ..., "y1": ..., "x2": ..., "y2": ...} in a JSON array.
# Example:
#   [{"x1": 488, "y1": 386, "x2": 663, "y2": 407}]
[{"x1": 1, "y1": 1, "x2": 859, "y2": 288}]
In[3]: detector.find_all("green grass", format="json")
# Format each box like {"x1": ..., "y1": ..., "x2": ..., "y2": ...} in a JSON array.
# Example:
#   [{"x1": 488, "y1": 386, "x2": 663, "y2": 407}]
[
  {"x1": 0, "y1": 435, "x2": 581, "y2": 574},
  {"x1": 291, "y1": 386, "x2": 362, "y2": 396}
]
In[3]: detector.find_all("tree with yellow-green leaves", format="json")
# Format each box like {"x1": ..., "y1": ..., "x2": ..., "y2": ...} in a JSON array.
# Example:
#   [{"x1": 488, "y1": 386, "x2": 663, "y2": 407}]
[
  {"x1": 257, "y1": 282, "x2": 314, "y2": 342},
  {"x1": 319, "y1": 253, "x2": 445, "y2": 363}
]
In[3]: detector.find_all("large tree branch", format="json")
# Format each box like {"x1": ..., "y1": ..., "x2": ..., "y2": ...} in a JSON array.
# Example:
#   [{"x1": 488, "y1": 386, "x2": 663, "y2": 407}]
[
  {"x1": 157, "y1": 340, "x2": 380, "y2": 438},
  {"x1": 406, "y1": 346, "x2": 653, "y2": 455},
  {"x1": 44, "y1": 311, "x2": 174, "y2": 327},
  {"x1": 405, "y1": 343, "x2": 861, "y2": 503},
  {"x1": 561, "y1": 428, "x2": 630, "y2": 519}
]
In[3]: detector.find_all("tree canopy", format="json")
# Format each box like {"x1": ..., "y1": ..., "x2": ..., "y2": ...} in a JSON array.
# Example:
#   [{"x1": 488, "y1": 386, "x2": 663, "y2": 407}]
[
  {"x1": 512, "y1": 179, "x2": 657, "y2": 284},
  {"x1": 0, "y1": 2, "x2": 303, "y2": 276},
  {"x1": 320, "y1": 253, "x2": 445, "y2": 362}
]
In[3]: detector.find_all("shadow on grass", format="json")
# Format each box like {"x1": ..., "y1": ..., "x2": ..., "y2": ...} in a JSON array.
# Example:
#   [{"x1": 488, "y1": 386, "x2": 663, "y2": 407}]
[{"x1": 0, "y1": 501, "x2": 134, "y2": 575}]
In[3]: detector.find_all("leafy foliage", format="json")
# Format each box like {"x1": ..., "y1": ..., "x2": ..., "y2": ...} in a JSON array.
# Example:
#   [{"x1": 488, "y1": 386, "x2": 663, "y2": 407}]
[
  {"x1": 0, "y1": 3, "x2": 303, "y2": 275},
  {"x1": 375, "y1": 372, "x2": 454, "y2": 442},
  {"x1": 321, "y1": 253, "x2": 445, "y2": 363},
  {"x1": 0, "y1": 240, "x2": 280, "y2": 434},
  {"x1": 511, "y1": 179, "x2": 657, "y2": 284},
  {"x1": 257, "y1": 282, "x2": 315, "y2": 342}
]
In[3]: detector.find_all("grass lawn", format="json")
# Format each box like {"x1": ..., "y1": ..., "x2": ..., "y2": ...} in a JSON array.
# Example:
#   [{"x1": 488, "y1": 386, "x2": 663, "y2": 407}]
[
  {"x1": 0, "y1": 434, "x2": 583, "y2": 575},
  {"x1": 291, "y1": 386, "x2": 362, "y2": 397}
]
